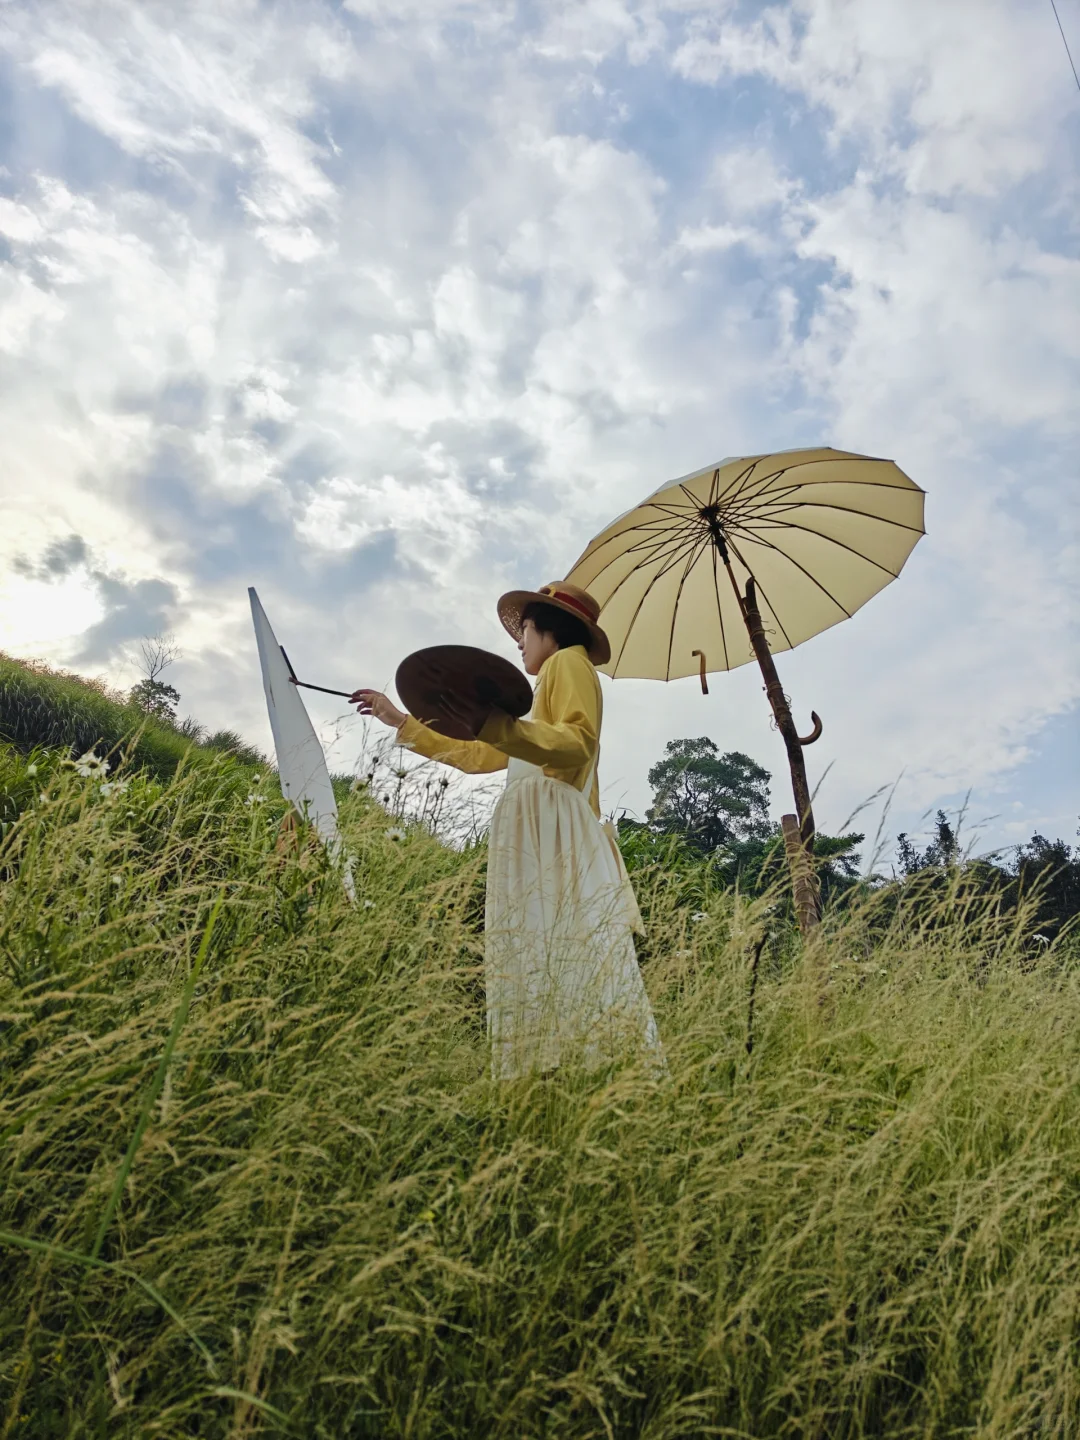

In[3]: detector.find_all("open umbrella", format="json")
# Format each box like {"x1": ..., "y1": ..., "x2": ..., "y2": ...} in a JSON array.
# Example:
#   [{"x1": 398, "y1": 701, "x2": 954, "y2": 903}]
[{"x1": 564, "y1": 447, "x2": 925, "y2": 926}]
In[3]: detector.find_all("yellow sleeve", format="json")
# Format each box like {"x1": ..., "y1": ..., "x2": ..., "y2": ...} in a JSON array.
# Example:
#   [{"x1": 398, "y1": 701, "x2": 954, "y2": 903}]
[
  {"x1": 478, "y1": 647, "x2": 598, "y2": 769},
  {"x1": 396, "y1": 714, "x2": 509, "y2": 775}
]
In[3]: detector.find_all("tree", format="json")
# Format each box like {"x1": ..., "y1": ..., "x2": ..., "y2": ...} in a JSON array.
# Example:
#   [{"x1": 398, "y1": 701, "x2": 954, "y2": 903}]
[
  {"x1": 619, "y1": 738, "x2": 868, "y2": 911},
  {"x1": 1008, "y1": 831, "x2": 1080, "y2": 941},
  {"x1": 891, "y1": 815, "x2": 1080, "y2": 945},
  {"x1": 130, "y1": 634, "x2": 181, "y2": 722},
  {"x1": 896, "y1": 810, "x2": 960, "y2": 876},
  {"x1": 646, "y1": 738, "x2": 772, "y2": 855}
]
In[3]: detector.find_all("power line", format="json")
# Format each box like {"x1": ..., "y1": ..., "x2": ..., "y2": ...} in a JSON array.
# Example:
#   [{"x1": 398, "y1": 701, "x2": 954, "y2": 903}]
[{"x1": 1050, "y1": 0, "x2": 1080, "y2": 94}]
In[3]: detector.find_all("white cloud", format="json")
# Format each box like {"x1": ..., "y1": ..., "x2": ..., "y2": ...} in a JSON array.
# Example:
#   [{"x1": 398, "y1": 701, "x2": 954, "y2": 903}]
[
  {"x1": 7, "y1": 2, "x2": 346, "y2": 255},
  {"x1": 672, "y1": 0, "x2": 1067, "y2": 197},
  {"x1": 673, "y1": 221, "x2": 759, "y2": 253},
  {"x1": 0, "y1": 0, "x2": 1075, "y2": 850},
  {"x1": 660, "y1": 0, "x2": 1079, "y2": 841}
]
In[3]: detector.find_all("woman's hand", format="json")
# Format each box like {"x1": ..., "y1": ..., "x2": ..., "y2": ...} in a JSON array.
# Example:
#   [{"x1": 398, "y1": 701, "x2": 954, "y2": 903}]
[
  {"x1": 439, "y1": 690, "x2": 495, "y2": 739},
  {"x1": 351, "y1": 689, "x2": 407, "y2": 729}
]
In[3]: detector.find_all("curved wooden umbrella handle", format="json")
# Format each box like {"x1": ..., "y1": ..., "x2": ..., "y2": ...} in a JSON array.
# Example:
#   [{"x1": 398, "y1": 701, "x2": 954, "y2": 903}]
[
  {"x1": 691, "y1": 649, "x2": 709, "y2": 695},
  {"x1": 798, "y1": 710, "x2": 823, "y2": 745}
]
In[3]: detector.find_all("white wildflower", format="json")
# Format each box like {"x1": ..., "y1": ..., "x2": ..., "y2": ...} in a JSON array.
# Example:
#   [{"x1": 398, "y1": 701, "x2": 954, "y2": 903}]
[
  {"x1": 1034, "y1": 933, "x2": 1051, "y2": 946},
  {"x1": 350, "y1": 776, "x2": 369, "y2": 793},
  {"x1": 691, "y1": 911, "x2": 708, "y2": 923},
  {"x1": 26, "y1": 763, "x2": 38, "y2": 776},
  {"x1": 363, "y1": 900, "x2": 376, "y2": 909},
  {"x1": 386, "y1": 826, "x2": 406, "y2": 842},
  {"x1": 244, "y1": 792, "x2": 265, "y2": 806},
  {"x1": 111, "y1": 874, "x2": 123, "y2": 887},
  {"x1": 99, "y1": 779, "x2": 129, "y2": 797},
  {"x1": 74, "y1": 750, "x2": 106, "y2": 778}
]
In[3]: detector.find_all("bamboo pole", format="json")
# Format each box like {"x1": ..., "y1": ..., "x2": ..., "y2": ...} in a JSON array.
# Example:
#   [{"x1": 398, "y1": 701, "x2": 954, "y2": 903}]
[
  {"x1": 740, "y1": 579, "x2": 822, "y2": 933},
  {"x1": 739, "y1": 579, "x2": 817, "y2": 851},
  {"x1": 709, "y1": 527, "x2": 822, "y2": 933},
  {"x1": 781, "y1": 814, "x2": 820, "y2": 935}
]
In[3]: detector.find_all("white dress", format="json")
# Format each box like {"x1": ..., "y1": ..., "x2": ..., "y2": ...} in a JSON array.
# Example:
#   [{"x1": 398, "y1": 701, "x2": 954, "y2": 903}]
[{"x1": 484, "y1": 746, "x2": 663, "y2": 1080}]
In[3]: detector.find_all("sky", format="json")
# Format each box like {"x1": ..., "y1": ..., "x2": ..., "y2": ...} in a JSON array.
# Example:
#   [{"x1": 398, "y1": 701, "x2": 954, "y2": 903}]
[{"x1": 0, "y1": 0, "x2": 1077, "y2": 865}]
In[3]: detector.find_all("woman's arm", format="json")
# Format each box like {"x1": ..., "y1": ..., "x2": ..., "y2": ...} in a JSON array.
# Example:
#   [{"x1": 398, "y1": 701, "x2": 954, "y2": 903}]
[
  {"x1": 397, "y1": 714, "x2": 509, "y2": 775},
  {"x1": 351, "y1": 689, "x2": 508, "y2": 775},
  {"x1": 478, "y1": 648, "x2": 598, "y2": 768}
]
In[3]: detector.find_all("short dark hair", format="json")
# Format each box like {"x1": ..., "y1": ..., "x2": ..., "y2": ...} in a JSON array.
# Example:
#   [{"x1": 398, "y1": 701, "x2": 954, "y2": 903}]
[{"x1": 521, "y1": 601, "x2": 591, "y2": 652}]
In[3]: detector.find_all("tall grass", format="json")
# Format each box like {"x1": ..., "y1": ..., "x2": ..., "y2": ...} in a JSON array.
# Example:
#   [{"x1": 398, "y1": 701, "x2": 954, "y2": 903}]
[{"x1": 1, "y1": 744, "x2": 1079, "y2": 1437}]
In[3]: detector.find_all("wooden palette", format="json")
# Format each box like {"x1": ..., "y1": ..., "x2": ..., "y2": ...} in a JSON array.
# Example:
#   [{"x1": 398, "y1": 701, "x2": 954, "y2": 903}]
[{"x1": 395, "y1": 645, "x2": 533, "y2": 740}]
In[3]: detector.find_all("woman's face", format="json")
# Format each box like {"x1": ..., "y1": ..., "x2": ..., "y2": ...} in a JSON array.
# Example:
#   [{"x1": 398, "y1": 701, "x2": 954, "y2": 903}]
[{"x1": 519, "y1": 618, "x2": 558, "y2": 676}]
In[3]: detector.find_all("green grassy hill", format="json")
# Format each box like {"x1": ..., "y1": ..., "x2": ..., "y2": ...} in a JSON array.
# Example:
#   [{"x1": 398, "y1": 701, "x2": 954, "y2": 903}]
[
  {"x1": 2, "y1": 741, "x2": 1079, "y2": 1437},
  {"x1": 0, "y1": 651, "x2": 265, "y2": 782}
]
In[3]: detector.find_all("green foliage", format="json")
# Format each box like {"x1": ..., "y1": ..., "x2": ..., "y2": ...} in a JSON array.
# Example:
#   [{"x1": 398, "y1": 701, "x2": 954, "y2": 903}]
[
  {"x1": 1010, "y1": 832, "x2": 1080, "y2": 938},
  {"x1": 897, "y1": 809, "x2": 959, "y2": 873},
  {"x1": 646, "y1": 738, "x2": 772, "y2": 853},
  {"x1": 2, "y1": 744, "x2": 1080, "y2": 1436},
  {"x1": 201, "y1": 728, "x2": 267, "y2": 769},
  {"x1": 128, "y1": 676, "x2": 181, "y2": 721},
  {"x1": 628, "y1": 736, "x2": 864, "y2": 911},
  {"x1": 0, "y1": 652, "x2": 265, "y2": 782},
  {"x1": 893, "y1": 813, "x2": 1080, "y2": 945}
]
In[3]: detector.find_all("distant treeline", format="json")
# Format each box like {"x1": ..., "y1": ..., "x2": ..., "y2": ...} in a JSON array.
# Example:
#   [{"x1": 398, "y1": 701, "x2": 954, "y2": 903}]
[
  {"x1": 618, "y1": 737, "x2": 1080, "y2": 944},
  {"x1": 2, "y1": 653, "x2": 1075, "y2": 943}
]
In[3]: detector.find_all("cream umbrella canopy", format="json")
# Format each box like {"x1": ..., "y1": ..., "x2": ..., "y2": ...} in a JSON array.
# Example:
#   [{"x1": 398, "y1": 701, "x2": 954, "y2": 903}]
[{"x1": 564, "y1": 447, "x2": 925, "y2": 896}]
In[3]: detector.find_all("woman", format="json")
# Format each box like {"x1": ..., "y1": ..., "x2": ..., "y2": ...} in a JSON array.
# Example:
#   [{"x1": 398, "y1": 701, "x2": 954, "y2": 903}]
[{"x1": 352, "y1": 581, "x2": 662, "y2": 1080}]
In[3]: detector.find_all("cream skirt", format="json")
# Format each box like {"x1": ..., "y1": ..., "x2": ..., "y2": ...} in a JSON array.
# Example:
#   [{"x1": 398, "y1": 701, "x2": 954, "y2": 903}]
[{"x1": 484, "y1": 758, "x2": 663, "y2": 1080}]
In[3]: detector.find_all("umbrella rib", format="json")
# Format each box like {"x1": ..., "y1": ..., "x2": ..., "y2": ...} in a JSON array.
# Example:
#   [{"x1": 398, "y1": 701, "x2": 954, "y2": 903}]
[
  {"x1": 775, "y1": 466, "x2": 924, "y2": 495},
  {"x1": 728, "y1": 532, "x2": 852, "y2": 629},
  {"x1": 637, "y1": 528, "x2": 714, "y2": 593},
  {"x1": 736, "y1": 460, "x2": 925, "y2": 503},
  {"x1": 665, "y1": 530, "x2": 713, "y2": 680},
  {"x1": 575, "y1": 503, "x2": 702, "y2": 563},
  {"x1": 722, "y1": 463, "x2": 766, "y2": 509},
  {"x1": 621, "y1": 522, "x2": 704, "y2": 551},
  {"x1": 588, "y1": 524, "x2": 711, "y2": 673},
  {"x1": 570, "y1": 520, "x2": 704, "y2": 594},
  {"x1": 745, "y1": 500, "x2": 926, "y2": 537},
  {"x1": 725, "y1": 536, "x2": 800, "y2": 649},
  {"x1": 595, "y1": 503, "x2": 702, "y2": 540},
  {"x1": 740, "y1": 519, "x2": 906, "y2": 578},
  {"x1": 677, "y1": 458, "x2": 922, "y2": 513},
  {"x1": 606, "y1": 529, "x2": 710, "y2": 676},
  {"x1": 714, "y1": 463, "x2": 783, "y2": 514},
  {"x1": 711, "y1": 541, "x2": 731, "y2": 671},
  {"x1": 586, "y1": 522, "x2": 707, "y2": 592},
  {"x1": 726, "y1": 462, "x2": 797, "y2": 508},
  {"x1": 649, "y1": 498, "x2": 702, "y2": 521}
]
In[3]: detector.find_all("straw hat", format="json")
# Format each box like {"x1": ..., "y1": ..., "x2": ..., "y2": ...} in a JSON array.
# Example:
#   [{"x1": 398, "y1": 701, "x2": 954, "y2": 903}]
[{"x1": 497, "y1": 581, "x2": 611, "y2": 666}]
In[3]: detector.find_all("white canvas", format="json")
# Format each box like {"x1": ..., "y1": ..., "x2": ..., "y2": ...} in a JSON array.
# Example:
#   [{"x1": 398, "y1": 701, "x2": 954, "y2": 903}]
[{"x1": 249, "y1": 587, "x2": 350, "y2": 890}]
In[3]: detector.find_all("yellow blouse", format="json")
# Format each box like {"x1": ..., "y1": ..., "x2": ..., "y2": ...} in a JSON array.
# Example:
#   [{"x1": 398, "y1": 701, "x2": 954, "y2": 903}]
[{"x1": 396, "y1": 644, "x2": 603, "y2": 818}]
